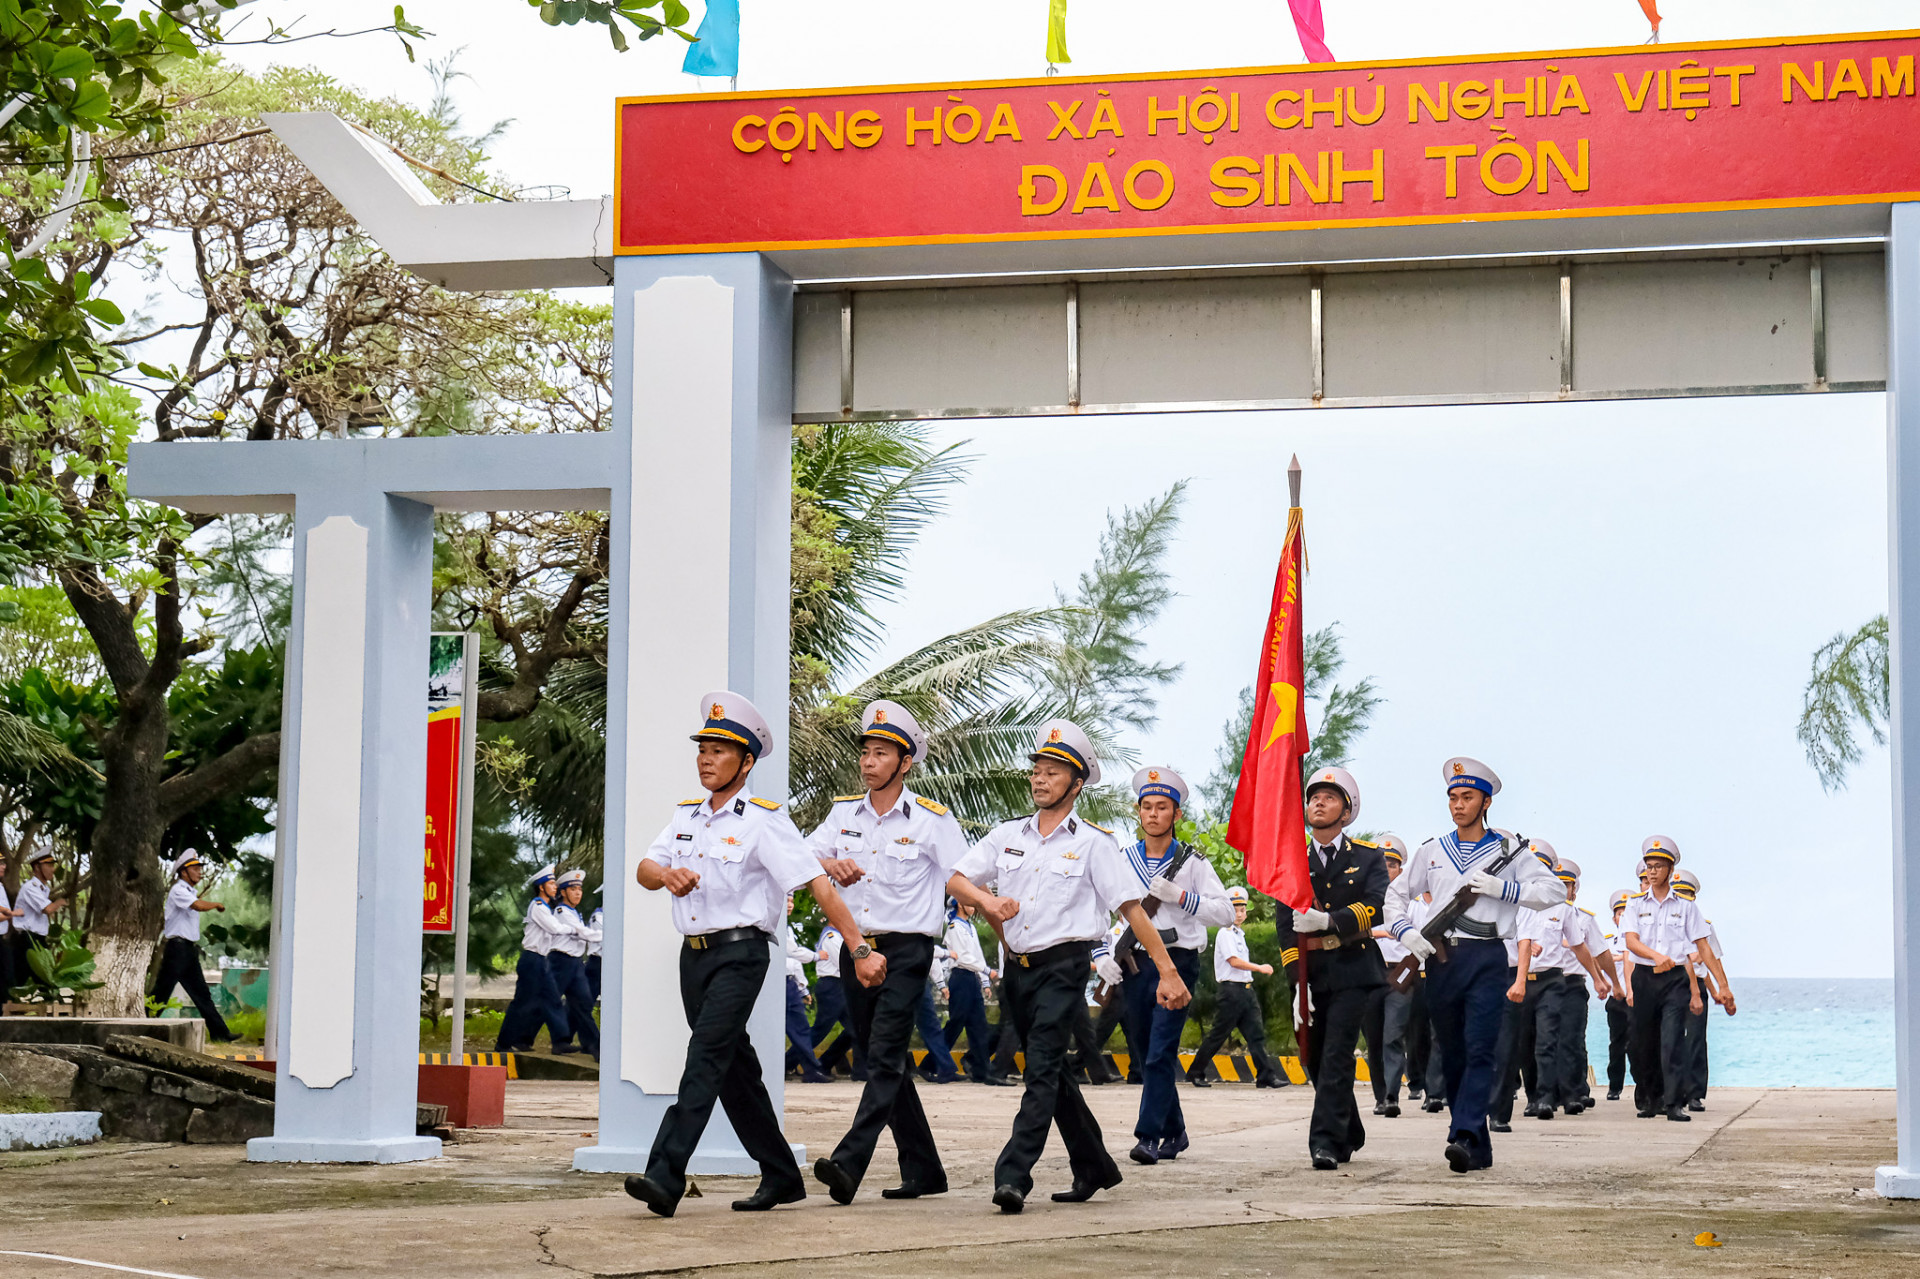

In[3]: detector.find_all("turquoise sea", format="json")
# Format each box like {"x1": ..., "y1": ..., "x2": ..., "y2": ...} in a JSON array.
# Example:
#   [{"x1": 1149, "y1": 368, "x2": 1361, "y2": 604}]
[{"x1": 1583, "y1": 977, "x2": 1896, "y2": 1088}]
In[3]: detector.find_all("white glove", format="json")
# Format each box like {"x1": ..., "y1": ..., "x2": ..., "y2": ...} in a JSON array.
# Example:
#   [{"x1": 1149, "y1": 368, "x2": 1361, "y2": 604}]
[
  {"x1": 1293, "y1": 907, "x2": 1331, "y2": 932},
  {"x1": 1147, "y1": 876, "x2": 1182, "y2": 904},
  {"x1": 1467, "y1": 870, "x2": 1508, "y2": 899},
  {"x1": 1403, "y1": 930, "x2": 1436, "y2": 961},
  {"x1": 1094, "y1": 955, "x2": 1124, "y2": 986}
]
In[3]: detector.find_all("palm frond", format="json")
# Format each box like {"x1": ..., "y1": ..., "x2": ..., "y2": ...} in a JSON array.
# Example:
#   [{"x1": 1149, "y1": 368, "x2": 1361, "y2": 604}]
[{"x1": 1799, "y1": 614, "x2": 1888, "y2": 792}]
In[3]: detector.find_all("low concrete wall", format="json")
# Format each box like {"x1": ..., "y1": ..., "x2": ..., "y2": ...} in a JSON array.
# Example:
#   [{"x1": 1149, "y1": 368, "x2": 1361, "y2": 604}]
[
  {"x1": 0, "y1": 1110, "x2": 101, "y2": 1151},
  {"x1": 0, "y1": 1017, "x2": 206, "y2": 1055}
]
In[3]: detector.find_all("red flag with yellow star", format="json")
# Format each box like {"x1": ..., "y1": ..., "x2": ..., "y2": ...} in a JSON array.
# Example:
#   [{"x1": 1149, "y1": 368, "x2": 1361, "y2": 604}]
[{"x1": 1227, "y1": 502, "x2": 1312, "y2": 912}]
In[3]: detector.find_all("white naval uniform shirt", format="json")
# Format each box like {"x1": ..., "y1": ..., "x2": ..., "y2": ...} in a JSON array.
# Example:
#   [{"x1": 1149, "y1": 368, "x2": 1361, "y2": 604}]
[
  {"x1": 641, "y1": 791, "x2": 821, "y2": 937},
  {"x1": 952, "y1": 809, "x2": 1141, "y2": 955},
  {"x1": 550, "y1": 903, "x2": 594, "y2": 958},
  {"x1": 0, "y1": 883, "x2": 10, "y2": 935},
  {"x1": 1384, "y1": 831, "x2": 1566, "y2": 945},
  {"x1": 1213, "y1": 924, "x2": 1255, "y2": 983},
  {"x1": 1692, "y1": 919, "x2": 1723, "y2": 979},
  {"x1": 16, "y1": 877, "x2": 53, "y2": 936},
  {"x1": 1377, "y1": 894, "x2": 1418, "y2": 964},
  {"x1": 587, "y1": 908, "x2": 604, "y2": 957},
  {"x1": 1518, "y1": 903, "x2": 1584, "y2": 974},
  {"x1": 522, "y1": 898, "x2": 568, "y2": 954},
  {"x1": 784, "y1": 924, "x2": 814, "y2": 988},
  {"x1": 1572, "y1": 908, "x2": 1608, "y2": 985},
  {"x1": 809, "y1": 788, "x2": 970, "y2": 937},
  {"x1": 943, "y1": 915, "x2": 988, "y2": 975},
  {"x1": 816, "y1": 927, "x2": 844, "y2": 980},
  {"x1": 1620, "y1": 888, "x2": 1711, "y2": 966},
  {"x1": 1118, "y1": 840, "x2": 1235, "y2": 950},
  {"x1": 162, "y1": 880, "x2": 202, "y2": 942}
]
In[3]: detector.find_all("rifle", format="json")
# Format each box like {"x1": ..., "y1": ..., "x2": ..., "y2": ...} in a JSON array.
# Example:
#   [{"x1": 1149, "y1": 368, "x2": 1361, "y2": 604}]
[
  {"x1": 1384, "y1": 833, "x2": 1525, "y2": 994},
  {"x1": 1093, "y1": 840, "x2": 1197, "y2": 1006}
]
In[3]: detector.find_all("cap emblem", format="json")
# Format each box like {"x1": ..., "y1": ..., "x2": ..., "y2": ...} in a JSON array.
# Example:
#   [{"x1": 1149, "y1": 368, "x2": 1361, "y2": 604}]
[
  {"x1": 874, "y1": 708, "x2": 888, "y2": 723},
  {"x1": 710, "y1": 702, "x2": 725, "y2": 719},
  {"x1": 1048, "y1": 727, "x2": 1063, "y2": 743},
  {"x1": 1147, "y1": 769, "x2": 1160, "y2": 782},
  {"x1": 1452, "y1": 762, "x2": 1465, "y2": 775}
]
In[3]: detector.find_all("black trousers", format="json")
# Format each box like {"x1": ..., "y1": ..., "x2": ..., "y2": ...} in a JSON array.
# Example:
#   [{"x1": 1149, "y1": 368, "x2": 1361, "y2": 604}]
[
  {"x1": 646, "y1": 936, "x2": 801, "y2": 1202},
  {"x1": 1521, "y1": 972, "x2": 1567, "y2": 1110},
  {"x1": 585, "y1": 954, "x2": 602, "y2": 1004},
  {"x1": 497, "y1": 948, "x2": 569, "y2": 1051},
  {"x1": 942, "y1": 969, "x2": 992, "y2": 1080},
  {"x1": 1360, "y1": 985, "x2": 1389, "y2": 1103},
  {"x1": 993, "y1": 944, "x2": 1120, "y2": 1195},
  {"x1": 1684, "y1": 1002, "x2": 1710, "y2": 1102},
  {"x1": 1556, "y1": 975, "x2": 1592, "y2": 1103},
  {"x1": 832, "y1": 934, "x2": 944, "y2": 1189},
  {"x1": 1190, "y1": 982, "x2": 1281, "y2": 1083},
  {"x1": 1605, "y1": 995, "x2": 1631, "y2": 1092},
  {"x1": 151, "y1": 937, "x2": 233, "y2": 1042},
  {"x1": 547, "y1": 951, "x2": 600, "y2": 1055},
  {"x1": 1407, "y1": 973, "x2": 1435, "y2": 1097},
  {"x1": 1090, "y1": 993, "x2": 1136, "y2": 1076},
  {"x1": 1303, "y1": 981, "x2": 1374, "y2": 1157},
  {"x1": 1489, "y1": 968, "x2": 1524, "y2": 1124},
  {"x1": 1629, "y1": 964, "x2": 1693, "y2": 1111},
  {"x1": 990, "y1": 997, "x2": 1021, "y2": 1078}
]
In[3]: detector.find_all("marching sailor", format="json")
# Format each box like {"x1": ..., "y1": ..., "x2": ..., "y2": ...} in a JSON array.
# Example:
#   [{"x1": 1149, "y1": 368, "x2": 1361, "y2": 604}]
[
  {"x1": 1603, "y1": 889, "x2": 1633, "y2": 1101},
  {"x1": 548, "y1": 870, "x2": 601, "y2": 1060},
  {"x1": 1188, "y1": 886, "x2": 1287, "y2": 1088},
  {"x1": 1365, "y1": 836, "x2": 1413, "y2": 1117},
  {"x1": 947, "y1": 720, "x2": 1190, "y2": 1213},
  {"x1": 151, "y1": 850, "x2": 235, "y2": 1042},
  {"x1": 1555, "y1": 861, "x2": 1613, "y2": 1111},
  {"x1": 1619, "y1": 837, "x2": 1711, "y2": 1121},
  {"x1": 781, "y1": 899, "x2": 831, "y2": 1083},
  {"x1": 586, "y1": 887, "x2": 605, "y2": 1004},
  {"x1": 806, "y1": 699, "x2": 973, "y2": 1203},
  {"x1": 495, "y1": 863, "x2": 572, "y2": 1054},
  {"x1": 941, "y1": 901, "x2": 995, "y2": 1082},
  {"x1": 1092, "y1": 767, "x2": 1232, "y2": 1165},
  {"x1": 1504, "y1": 846, "x2": 1602, "y2": 1120},
  {"x1": 1279, "y1": 766, "x2": 1389, "y2": 1171},
  {"x1": 1384, "y1": 758, "x2": 1566, "y2": 1173},
  {"x1": 624, "y1": 692, "x2": 880, "y2": 1218},
  {"x1": 1672, "y1": 869, "x2": 1734, "y2": 1111}
]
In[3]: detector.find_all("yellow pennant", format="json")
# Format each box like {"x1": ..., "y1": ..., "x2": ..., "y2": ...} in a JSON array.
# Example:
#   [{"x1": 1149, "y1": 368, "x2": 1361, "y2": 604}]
[{"x1": 1047, "y1": 0, "x2": 1070, "y2": 65}]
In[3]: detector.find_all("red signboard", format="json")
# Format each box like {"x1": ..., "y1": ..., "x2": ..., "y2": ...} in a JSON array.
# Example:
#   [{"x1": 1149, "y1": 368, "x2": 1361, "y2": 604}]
[
  {"x1": 616, "y1": 30, "x2": 1920, "y2": 255},
  {"x1": 423, "y1": 704, "x2": 460, "y2": 933}
]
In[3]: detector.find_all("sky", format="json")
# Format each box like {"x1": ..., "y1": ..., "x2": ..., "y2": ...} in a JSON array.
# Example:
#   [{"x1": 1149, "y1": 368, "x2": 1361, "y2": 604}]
[{"x1": 215, "y1": 1, "x2": 1920, "y2": 977}]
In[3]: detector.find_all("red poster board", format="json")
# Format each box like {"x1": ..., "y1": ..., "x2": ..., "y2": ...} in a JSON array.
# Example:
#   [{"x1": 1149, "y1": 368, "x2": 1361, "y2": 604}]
[
  {"x1": 423, "y1": 705, "x2": 461, "y2": 933},
  {"x1": 615, "y1": 30, "x2": 1920, "y2": 255}
]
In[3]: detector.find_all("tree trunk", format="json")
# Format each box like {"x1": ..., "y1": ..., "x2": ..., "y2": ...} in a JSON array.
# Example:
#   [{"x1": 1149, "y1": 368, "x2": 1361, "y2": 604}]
[{"x1": 75, "y1": 672, "x2": 172, "y2": 1016}]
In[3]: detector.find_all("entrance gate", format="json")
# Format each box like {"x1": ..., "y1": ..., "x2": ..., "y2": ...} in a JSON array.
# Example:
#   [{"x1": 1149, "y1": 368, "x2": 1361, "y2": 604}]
[{"x1": 130, "y1": 29, "x2": 1920, "y2": 1194}]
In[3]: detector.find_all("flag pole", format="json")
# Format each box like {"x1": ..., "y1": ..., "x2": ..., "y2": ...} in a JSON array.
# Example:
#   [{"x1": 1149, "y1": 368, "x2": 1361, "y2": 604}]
[{"x1": 1287, "y1": 453, "x2": 1311, "y2": 1076}]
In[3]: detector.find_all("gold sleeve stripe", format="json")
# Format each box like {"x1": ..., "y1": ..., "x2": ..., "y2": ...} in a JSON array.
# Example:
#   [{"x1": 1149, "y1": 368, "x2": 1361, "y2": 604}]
[{"x1": 1281, "y1": 948, "x2": 1300, "y2": 965}]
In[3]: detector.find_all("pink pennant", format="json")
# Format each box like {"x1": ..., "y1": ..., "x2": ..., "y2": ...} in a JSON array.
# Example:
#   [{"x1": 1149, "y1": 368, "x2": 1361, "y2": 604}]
[{"x1": 1288, "y1": 0, "x2": 1335, "y2": 63}]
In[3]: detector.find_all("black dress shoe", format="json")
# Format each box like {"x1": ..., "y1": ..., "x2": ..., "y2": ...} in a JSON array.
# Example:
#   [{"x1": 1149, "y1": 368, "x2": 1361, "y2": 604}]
[
  {"x1": 1158, "y1": 1130, "x2": 1190, "y2": 1161},
  {"x1": 881, "y1": 1178, "x2": 948, "y2": 1199},
  {"x1": 1257, "y1": 1077, "x2": 1286, "y2": 1089},
  {"x1": 1522, "y1": 1102, "x2": 1541, "y2": 1118},
  {"x1": 732, "y1": 1183, "x2": 806, "y2": 1211},
  {"x1": 1444, "y1": 1142, "x2": 1472, "y2": 1174},
  {"x1": 1607, "y1": 1089, "x2": 1622, "y2": 1100},
  {"x1": 1665, "y1": 1105, "x2": 1692, "y2": 1122},
  {"x1": 1406, "y1": 1089, "x2": 1423, "y2": 1101},
  {"x1": 1128, "y1": 1140, "x2": 1159, "y2": 1165},
  {"x1": 1637, "y1": 1107, "x2": 1658, "y2": 1118},
  {"x1": 981, "y1": 1074, "x2": 1013, "y2": 1087},
  {"x1": 1383, "y1": 1101, "x2": 1401, "y2": 1118},
  {"x1": 624, "y1": 1174, "x2": 678, "y2": 1217},
  {"x1": 1050, "y1": 1166, "x2": 1122, "y2": 1203},
  {"x1": 813, "y1": 1157, "x2": 857, "y2": 1205},
  {"x1": 1564, "y1": 1101, "x2": 1584, "y2": 1116},
  {"x1": 1422, "y1": 1098, "x2": 1445, "y2": 1113},
  {"x1": 1310, "y1": 1149, "x2": 1339, "y2": 1171},
  {"x1": 1688, "y1": 1100, "x2": 1705, "y2": 1112},
  {"x1": 993, "y1": 1184, "x2": 1026, "y2": 1213},
  {"x1": 1372, "y1": 1101, "x2": 1387, "y2": 1115},
  {"x1": 1188, "y1": 1074, "x2": 1213, "y2": 1088},
  {"x1": 1536, "y1": 1107, "x2": 1554, "y2": 1121},
  {"x1": 1126, "y1": 1073, "x2": 1142, "y2": 1084},
  {"x1": 1489, "y1": 1119, "x2": 1511, "y2": 1133}
]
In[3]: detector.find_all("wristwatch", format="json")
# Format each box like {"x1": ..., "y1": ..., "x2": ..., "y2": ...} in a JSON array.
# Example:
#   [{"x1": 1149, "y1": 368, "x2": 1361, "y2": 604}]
[{"x1": 850, "y1": 942, "x2": 873, "y2": 960}]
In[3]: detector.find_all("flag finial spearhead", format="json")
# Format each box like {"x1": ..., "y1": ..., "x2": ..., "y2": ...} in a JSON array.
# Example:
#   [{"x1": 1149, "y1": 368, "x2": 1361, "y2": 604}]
[{"x1": 1287, "y1": 454, "x2": 1302, "y2": 508}]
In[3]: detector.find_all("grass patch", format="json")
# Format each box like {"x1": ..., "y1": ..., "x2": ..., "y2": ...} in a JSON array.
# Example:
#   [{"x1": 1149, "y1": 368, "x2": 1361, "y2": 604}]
[{"x1": 0, "y1": 1092, "x2": 59, "y2": 1114}]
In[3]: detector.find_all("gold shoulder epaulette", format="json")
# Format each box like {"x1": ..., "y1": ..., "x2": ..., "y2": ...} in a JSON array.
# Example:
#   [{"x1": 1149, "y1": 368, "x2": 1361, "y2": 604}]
[
  {"x1": 1351, "y1": 837, "x2": 1379, "y2": 848},
  {"x1": 677, "y1": 798, "x2": 703, "y2": 806},
  {"x1": 1084, "y1": 819, "x2": 1114, "y2": 835},
  {"x1": 748, "y1": 796, "x2": 783, "y2": 811},
  {"x1": 832, "y1": 794, "x2": 865, "y2": 803},
  {"x1": 914, "y1": 795, "x2": 950, "y2": 816}
]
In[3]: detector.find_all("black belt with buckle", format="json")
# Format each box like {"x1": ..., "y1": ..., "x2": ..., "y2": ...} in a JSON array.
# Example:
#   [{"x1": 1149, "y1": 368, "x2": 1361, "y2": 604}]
[
  {"x1": 1008, "y1": 940, "x2": 1092, "y2": 970},
  {"x1": 686, "y1": 926, "x2": 771, "y2": 951}
]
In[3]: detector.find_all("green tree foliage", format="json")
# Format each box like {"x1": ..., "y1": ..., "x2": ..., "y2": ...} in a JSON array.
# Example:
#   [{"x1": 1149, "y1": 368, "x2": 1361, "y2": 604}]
[
  {"x1": 1799, "y1": 613, "x2": 1888, "y2": 791},
  {"x1": 524, "y1": 0, "x2": 696, "y2": 52}
]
